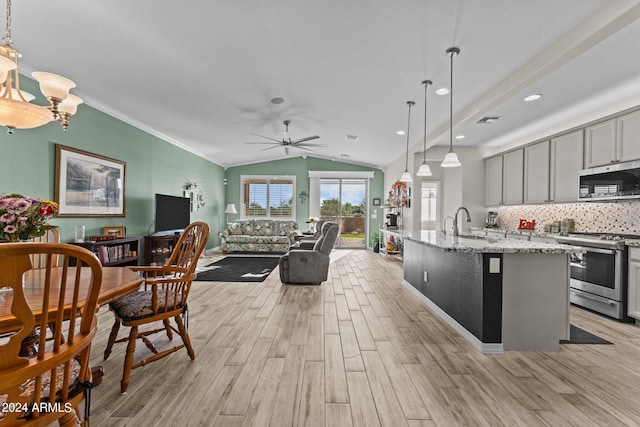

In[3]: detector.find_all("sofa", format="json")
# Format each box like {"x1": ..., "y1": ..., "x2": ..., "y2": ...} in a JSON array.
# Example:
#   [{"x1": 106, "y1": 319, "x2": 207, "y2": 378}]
[{"x1": 219, "y1": 219, "x2": 299, "y2": 253}]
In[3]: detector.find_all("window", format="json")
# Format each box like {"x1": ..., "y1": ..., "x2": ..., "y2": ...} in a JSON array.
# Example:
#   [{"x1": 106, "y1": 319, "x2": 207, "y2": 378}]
[{"x1": 241, "y1": 176, "x2": 295, "y2": 219}]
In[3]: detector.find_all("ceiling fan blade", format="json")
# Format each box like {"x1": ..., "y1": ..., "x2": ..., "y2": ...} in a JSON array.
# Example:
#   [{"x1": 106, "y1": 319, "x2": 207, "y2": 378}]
[
  {"x1": 245, "y1": 141, "x2": 281, "y2": 145},
  {"x1": 251, "y1": 133, "x2": 283, "y2": 143},
  {"x1": 260, "y1": 145, "x2": 282, "y2": 152},
  {"x1": 293, "y1": 143, "x2": 327, "y2": 148},
  {"x1": 292, "y1": 135, "x2": 320, "y2": 144}
]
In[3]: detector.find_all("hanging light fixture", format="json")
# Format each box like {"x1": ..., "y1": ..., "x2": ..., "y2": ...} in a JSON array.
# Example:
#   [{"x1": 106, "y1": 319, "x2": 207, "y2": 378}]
[
  {"x1": 416, "y1": 80, "x2": 433, "y2": 177},
  {"x1": 0, "y1": 0, "x2": 82, "y2": 133},
  {"x1": 441, "y1": 47, "x2": 461, "y2": 168},
  {"x1": 399, "y1": 100, "x2": 415, "y2": 183}
]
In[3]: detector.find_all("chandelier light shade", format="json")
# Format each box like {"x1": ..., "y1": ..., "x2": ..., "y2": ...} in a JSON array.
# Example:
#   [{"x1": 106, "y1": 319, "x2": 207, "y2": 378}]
[
  {"x1": 399, "y1": 100, "x2": 415, "y2": 183},
  {"x1": 441, "y1": 47, "x2": 461, "y2": 168},
  {"x1": 0, "y1": 0, "x2": 82, "y2": 133},
  {"x1": 416, "y1": 79, "x2": 433, "y2": 177}
]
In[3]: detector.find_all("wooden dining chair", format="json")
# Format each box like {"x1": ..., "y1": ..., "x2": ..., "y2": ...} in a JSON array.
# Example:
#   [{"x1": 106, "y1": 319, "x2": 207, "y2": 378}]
[
  {"x1": 0, "y1": 242, "x2": 103, "y2": 426},
  {"x1": 28, "y1": 227, "x2": 60, "y2": 269},
  {"x1": 103, "y1": 222, "x2": 209, "y2": 393}
]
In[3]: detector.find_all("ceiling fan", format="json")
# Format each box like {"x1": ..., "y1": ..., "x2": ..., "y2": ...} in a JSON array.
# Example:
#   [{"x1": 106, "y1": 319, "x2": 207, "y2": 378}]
[{"x1": 245, "y1": 120, "x2": 326, "y2": 155}]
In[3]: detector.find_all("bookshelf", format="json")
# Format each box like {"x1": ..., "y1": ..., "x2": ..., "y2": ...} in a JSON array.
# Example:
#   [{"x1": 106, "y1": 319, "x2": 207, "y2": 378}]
[
  {"x1": 72, "y1": 237, "x2": 142, "y2": 267},
  {"x1": 144, "y1": 235, "x2": 180, "y2": 266}
]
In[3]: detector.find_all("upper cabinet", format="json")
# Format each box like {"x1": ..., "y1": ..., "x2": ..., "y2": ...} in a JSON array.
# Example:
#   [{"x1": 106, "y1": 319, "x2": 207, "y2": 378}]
[
  {"x1": 524, "y1": 140, "x2": 550, "y2": 204},
  {"x1": 485, "y1": 150, "x2": 523, "y2": 206},
  {"x1": 550, "y1": 130, "x2": 584, "y2": 203},
  {"x1": 503, "y1": 150, "x2": 524, "y2": 205},
  {"x1": 485, "y1": 156, "x2": 503, "y2": 206},
  {"x1": 618, "y1": 110, "x2": 640, "y2": 163},
  {"x1": 584, "y1": 119, "x2": 616, "y2": 168},
  {"x1": 585, "y1": 111, "x2": 640, "y2": 168}
]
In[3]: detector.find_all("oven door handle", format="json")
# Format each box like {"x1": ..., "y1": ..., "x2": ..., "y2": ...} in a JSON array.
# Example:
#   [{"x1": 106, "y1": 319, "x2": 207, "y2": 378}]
[
  {"x1": 570, "y1": 290, "x2": 616, "y2": 305},
  {"x1": 571, "y1": 246, "x2": 617, "y2": 255}
]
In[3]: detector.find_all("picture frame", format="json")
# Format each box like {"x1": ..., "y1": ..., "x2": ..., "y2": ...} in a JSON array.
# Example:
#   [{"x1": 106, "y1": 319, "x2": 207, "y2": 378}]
[
  {"x1": 55, "y1": 144, "x2": 126, "y2": 217},
  {"x1": 103, "y1": 226, "x2": 126, "y2": 238},
  {"x1": 372, "y1": 197, "x2": 381, "y2": 206}
]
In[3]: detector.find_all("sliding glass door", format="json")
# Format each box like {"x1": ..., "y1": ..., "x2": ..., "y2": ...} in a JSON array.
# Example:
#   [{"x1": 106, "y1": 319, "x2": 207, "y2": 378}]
[{"x1": 319, "y1": 178, "x2": 367, "y2": 249}]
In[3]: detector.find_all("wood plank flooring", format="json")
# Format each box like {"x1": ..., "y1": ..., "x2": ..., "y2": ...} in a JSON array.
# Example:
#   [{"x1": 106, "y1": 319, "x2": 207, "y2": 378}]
[{"x1": 89, "y1": 250, "x2": 640, "y2": 426}]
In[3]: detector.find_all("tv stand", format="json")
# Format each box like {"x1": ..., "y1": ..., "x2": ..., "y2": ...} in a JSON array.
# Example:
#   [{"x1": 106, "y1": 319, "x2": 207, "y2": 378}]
[{"x1": 144, "y1": 234, "x2": 180, "y2": 265}]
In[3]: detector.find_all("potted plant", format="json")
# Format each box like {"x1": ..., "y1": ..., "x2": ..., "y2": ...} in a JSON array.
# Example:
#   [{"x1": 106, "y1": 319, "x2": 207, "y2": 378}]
[{"x1": 369, "y1": 231, "x2": 380, "y2": 253}]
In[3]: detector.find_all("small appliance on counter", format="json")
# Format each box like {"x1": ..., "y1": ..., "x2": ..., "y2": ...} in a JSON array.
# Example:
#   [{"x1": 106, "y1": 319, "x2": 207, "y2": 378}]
[
  {"x1": 485, "y1": 211, "x2": 499, "y2": 228},
  {"x1": 386, "y1": 213, "x2": 398, "y2": 228}
]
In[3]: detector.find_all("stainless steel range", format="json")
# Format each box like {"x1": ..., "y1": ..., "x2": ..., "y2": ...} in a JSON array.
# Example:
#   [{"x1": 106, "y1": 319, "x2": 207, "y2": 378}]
[{"x1": 555, "y1": 233, "x2": 634, "y2": 321}]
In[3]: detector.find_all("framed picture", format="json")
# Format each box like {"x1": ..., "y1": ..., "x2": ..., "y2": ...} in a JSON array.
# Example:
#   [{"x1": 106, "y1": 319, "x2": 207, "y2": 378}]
[
  {"x1": 103, "y1": 226, "x2": 126, "y2": 238},
  {"x1": 55, "y1": 145, "x2": 126, "y2": 217},
  {"x1": 372, "y1": 197, "x2": 381, "y2": 206}
]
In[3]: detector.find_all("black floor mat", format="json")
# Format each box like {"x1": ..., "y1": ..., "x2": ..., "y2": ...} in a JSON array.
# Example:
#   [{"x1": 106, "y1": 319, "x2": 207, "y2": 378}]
[
  {"x1": 195, "y1": 256, "x2": 280, "y2": 282},
  {"x1": 560, "y1": 324, "x2": 613, "y2": 345}
]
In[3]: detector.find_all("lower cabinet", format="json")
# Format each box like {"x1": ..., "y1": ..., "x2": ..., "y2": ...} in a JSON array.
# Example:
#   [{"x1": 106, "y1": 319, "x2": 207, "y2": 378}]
[
  {"x1": 144, "y1": 235, "x2": 180, "y2": 265},
  {"x1": 628, "y1": 247, "x2": 640, "y2": 319}
]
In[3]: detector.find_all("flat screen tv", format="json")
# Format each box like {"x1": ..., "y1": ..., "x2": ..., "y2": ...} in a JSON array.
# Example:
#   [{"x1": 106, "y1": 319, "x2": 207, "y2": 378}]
[{"x1": 154, "y1": 193, "x2": 190, "y2": 235}]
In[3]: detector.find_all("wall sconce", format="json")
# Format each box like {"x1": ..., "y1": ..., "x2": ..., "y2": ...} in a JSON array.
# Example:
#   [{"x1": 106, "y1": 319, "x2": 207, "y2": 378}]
[{"x1": 299, "y1": 190, "x2": 308, "y2": 204}]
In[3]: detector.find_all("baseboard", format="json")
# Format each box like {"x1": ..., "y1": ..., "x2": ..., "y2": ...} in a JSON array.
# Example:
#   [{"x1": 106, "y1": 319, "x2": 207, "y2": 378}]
[{"x1": 402, "y1": 279, "x2": 504, "y2": 354}]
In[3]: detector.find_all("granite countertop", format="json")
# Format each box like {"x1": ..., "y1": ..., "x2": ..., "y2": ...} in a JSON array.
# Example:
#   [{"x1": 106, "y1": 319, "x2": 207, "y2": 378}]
[
  {"x1": 403, "y1": 230, "x2": 583, "y2": 254},
  {"x1": 469, "y1": 227, "x2": 560, "y2": 239},
  {"x1": 626, "y1": 240, "x2": 640, "y2": 248}
]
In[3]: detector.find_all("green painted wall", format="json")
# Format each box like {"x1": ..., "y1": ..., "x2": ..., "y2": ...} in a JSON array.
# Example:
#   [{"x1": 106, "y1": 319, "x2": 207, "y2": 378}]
[
  {"x1": 224, "y1": 156, "x2": 385, "y2": 239},
  {"x1": 0, "y1": 77, "x2": 225, "y2": 247}
]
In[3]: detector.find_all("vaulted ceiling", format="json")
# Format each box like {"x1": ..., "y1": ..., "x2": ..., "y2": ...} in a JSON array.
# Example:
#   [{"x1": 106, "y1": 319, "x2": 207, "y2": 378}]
[{"x1": 10, "y1": 0, "x2": 640, "y2": 168}]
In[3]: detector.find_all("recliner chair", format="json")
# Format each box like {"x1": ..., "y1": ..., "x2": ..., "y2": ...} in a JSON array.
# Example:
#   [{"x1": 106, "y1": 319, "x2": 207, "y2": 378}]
[
  {"x1": 290, "y1": 220, "x2": 332, "y2": 250},
  {"x1": 279, "y1": 222, "x2": 339, "y2": 284}
]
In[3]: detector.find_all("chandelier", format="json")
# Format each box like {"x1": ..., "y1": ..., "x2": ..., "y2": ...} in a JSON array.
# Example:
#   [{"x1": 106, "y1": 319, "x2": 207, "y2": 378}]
[{"x1": 0, "y1": 0, "x2": 82, "y2": 133}]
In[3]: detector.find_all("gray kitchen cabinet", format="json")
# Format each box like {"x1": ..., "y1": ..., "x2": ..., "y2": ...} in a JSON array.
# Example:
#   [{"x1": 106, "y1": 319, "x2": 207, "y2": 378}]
[
  {"x1": 550, "y1": 130, "x2": 584, "y2": 202},
  {"x1": 585, "y1": 111, "x2": 640, "y2": 168},
  {"x1": 485, "y1": 155, "x2": 504, "y2": 206},
  {"x1": 628, "y1": 247, "x2": 640, "y2": 320},
  {"x1": 524, "y1": 140, "x2": 550, "y2": 204},
  {"x1": 503, "y1": 149, "x2": 524, "y2": 205},
  {"x1": 617, "y1": 109, "x2": 640, "y2": 163},
  {"x1": 584, "y1": 119, "x2": 616, "y2": 168}
]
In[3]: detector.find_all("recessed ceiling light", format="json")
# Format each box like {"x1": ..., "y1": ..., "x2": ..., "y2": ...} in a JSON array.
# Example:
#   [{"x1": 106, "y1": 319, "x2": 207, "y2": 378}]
[
  {"x1": 340, "y1": 154, "x2": 350, "y2": 158},
  {"x1": 435, "y1": 88, "x2": 450, "y2": 96},
  {"x1": 396, "y1": 130, "x2": 406, "y2": 135},
  {"x1": 270, "y1": 97, "x2": 285, "y2": 104},
  {"x1": 345, "y1": 134, "x2": 359, "y2": 141},
  {"x1": 456, "y1": 135, "x2": 465, "y2": 139},
  {"x1": 524, "y1": 94, "x2": 542, "y2": 102}
]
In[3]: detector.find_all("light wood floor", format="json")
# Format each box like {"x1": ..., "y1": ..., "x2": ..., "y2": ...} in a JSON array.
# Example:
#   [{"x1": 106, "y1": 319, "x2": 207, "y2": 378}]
[{"x1": 88, "y1": 250, "x2": 640, "y2": 426}]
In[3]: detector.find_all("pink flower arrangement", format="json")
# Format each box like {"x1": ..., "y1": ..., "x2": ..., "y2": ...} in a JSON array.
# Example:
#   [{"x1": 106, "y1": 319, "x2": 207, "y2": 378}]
[{"x1": 0, "y1": 194, "x2": 59, "y2": 242}]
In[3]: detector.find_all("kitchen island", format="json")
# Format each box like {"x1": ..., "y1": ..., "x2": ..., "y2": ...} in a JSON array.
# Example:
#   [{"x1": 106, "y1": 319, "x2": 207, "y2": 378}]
[{"x1": 402, "y1": 231, "x2": 582, "y2": 353}]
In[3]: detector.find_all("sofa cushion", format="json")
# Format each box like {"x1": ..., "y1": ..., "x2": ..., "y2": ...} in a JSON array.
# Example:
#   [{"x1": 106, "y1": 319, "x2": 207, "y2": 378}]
[
  {"x1": 226, "y1": 235, "x2": 291, "y2": 244},
  {"x1": 227, "y1": 222, "x2": 244, "y2": 236}
]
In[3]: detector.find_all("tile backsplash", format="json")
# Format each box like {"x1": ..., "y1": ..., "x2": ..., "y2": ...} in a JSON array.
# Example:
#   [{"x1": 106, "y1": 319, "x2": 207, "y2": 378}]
[{"x1": 496, "y1": 200, "x2": 640, "y2": 235}]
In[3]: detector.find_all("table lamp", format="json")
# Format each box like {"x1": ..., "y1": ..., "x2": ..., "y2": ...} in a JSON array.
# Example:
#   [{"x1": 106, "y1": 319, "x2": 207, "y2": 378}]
[{"x1": 225, "y1": 204, "x2": 237, "y2": 223}]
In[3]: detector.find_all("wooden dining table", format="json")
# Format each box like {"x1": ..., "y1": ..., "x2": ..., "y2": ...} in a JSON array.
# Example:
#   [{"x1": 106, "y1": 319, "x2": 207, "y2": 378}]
[
  {"x1": 0, "y1": 266, "x2": 143, "y2": 334},
  {"x1": 0, "y1": 266, "x2": 143, "y2": 385}
]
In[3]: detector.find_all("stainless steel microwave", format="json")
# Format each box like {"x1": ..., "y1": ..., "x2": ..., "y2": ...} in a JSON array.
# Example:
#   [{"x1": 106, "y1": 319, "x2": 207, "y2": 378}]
[{"x1": 579, "y1": 160, "x2": 640, "y2": 201}]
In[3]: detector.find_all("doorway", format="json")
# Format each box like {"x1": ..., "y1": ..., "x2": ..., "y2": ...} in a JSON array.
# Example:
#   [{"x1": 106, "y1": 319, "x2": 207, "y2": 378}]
[
  {"x1": 320, "y1": 178, "x2": 367, "y2": 248},
  {"x1": 421, "y1": 181, "x2": 440, "y2": 230}
]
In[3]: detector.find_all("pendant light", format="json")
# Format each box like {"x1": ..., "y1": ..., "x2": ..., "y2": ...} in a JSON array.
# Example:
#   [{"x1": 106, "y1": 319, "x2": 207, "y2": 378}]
[
  {"x1": 441, "y1": 47, "x2": 461, "y2": 168},
  {"x1": 399, "y1": 100, "x2": 415, "y2": 182},
  {"x1": 416, "y1": 80, "x2": 433, "y2": 176}
]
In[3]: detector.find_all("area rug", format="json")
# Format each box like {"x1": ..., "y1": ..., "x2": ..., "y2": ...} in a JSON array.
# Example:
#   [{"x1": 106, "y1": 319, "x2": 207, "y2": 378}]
[
  {"x1": 560, "y1": 324, "x2": 613, "y2": 345},
  {"x1": 195, "y1": 256, "x2": 280, "y2": 282}
]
